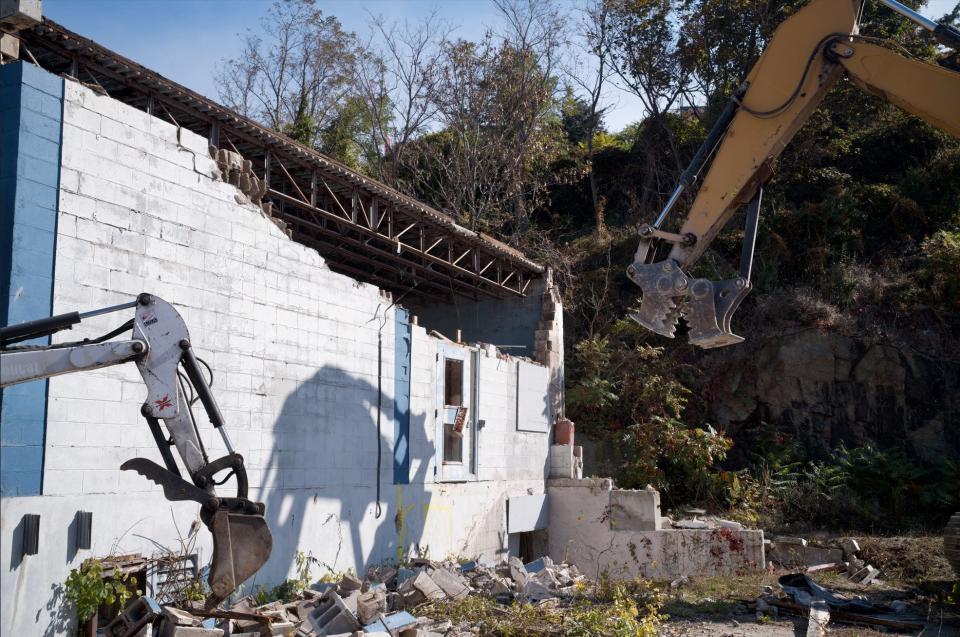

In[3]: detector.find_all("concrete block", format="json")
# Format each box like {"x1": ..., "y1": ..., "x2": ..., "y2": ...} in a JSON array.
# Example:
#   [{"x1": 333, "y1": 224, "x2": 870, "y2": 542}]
[
  {"x1": 1, "y1": 0, "x2": 41, "y2": 32},
  {"x1": 768, "y1": 542, "x2": 842, "y2": 568},
  {"x1": 355, "y1": 587, "x2": 386, "y2": 625},
  {"x1": 428, "y1": 568, "x2": 469, "y2": 600},
  {"x1": 105, "y1": 597, "x2": 162, "y2": 637},
  {"x1": 305, "y1": 590, "x2": 360, "y2": 636},
  {"x1": 839, "y1": 538, "x2": 860, "y2": 557},
  {"x1": 362, "y1": 611, "x2": 418, "y2": 634},
  {"x1": 609, "y1": 488, "x2": 662, "y2": 531},
  {"x1": 524, "y1": 556, "x2": 554, "y2": 573}
]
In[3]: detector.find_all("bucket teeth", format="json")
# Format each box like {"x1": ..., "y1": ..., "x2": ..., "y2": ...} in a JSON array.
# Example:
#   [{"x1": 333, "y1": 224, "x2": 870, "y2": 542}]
[{"x1": 630, "y1": 293, "x2": 684, "y2": 337}]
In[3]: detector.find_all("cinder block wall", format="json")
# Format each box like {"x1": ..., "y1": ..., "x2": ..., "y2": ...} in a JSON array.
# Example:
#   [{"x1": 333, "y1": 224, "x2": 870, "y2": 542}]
[{"x1": 0, "y1": 67, "x2": 551, "y2": 636}]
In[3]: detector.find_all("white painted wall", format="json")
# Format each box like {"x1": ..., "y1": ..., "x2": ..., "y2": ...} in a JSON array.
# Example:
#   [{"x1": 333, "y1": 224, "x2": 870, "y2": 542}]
[{"x1": 0, "y1": 78, "x2": 552, "y2": 636}]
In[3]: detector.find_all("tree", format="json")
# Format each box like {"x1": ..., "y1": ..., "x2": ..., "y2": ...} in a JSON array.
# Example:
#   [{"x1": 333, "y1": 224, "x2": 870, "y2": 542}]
[
  {"x1": 354, "y1": 14, "x2": 448, "y2": 188},
  {"x1": 568, "y1": 0, "x2": 615, "y2": 234},
  {"x1": 605, "y1": 0, "x2": 692, "y2": 221},
  {"x1": 216, "y1": 1, "x2": 358, "y2": 149}
]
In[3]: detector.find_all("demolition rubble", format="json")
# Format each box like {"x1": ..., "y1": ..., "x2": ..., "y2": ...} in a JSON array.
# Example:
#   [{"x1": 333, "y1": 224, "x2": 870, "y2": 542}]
[{"x1": 105, "y1": 555, "x2": 595, "y2": 637}]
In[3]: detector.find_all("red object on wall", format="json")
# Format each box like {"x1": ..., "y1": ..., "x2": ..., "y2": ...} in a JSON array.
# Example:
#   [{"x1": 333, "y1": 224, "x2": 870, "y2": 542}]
[{"x1": 554, "y1": 418, "x2": 575, "y2": 446}]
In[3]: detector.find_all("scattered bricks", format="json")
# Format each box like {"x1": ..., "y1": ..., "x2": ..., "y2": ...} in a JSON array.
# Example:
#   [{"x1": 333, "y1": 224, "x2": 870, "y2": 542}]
[
  {"x1": 859, "y1": 565, "x2": 881, "y2": 585},
  {"x1": 338, "y1": 573, "x2": 363, "y2": 597},
  {"x1": 409, "y1": 571, "x2": 445, "y2": 601},
  {"x1": 106, "y1": 596, "x2": 163, "y2": 637},
  {"x1": 839, "y1": 538, "x2": 861, "y2": 558},
  {"x1": 356, "y1": 588, "x2": 387, "y2": 625},
  {"x1": 428, "y1": 568, "x2": 469, "y2": 600},
  {"x1": 304, "y1": 590, "x2": 361, "y2": 636},
  {"x1": 362, "y1": 611, "x2": 418, "y2": 634}
]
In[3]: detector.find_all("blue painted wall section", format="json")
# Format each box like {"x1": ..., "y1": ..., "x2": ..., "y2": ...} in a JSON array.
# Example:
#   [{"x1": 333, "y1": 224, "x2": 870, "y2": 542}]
[
  {"x1": 393, "y1": 308, "x2": 411, "y2": 484},
  {"x1": 0, "y1": 62, "x2": 64, "y2": 497}
]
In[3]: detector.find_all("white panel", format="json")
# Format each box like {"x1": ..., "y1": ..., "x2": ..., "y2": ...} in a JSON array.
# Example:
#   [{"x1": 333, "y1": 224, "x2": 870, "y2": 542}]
[
  {"x1": 516, "y1": 360, "x2": 550, "y2": 432},
  {"x1": 508, "y1": 494, "x2": 549, "y2": 532}
]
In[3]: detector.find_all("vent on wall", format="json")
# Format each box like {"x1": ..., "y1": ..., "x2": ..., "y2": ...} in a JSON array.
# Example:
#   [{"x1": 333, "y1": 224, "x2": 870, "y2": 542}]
[
  {"x1": 21, "y1": 513, "x2": 40, "y2": 558},
  {"x1": 75, "y1": 511, "x2": 92, "y2": 551}
]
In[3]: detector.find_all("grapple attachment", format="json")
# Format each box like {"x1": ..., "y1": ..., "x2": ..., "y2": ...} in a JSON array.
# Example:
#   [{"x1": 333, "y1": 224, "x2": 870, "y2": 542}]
[{"x1": 626, "y1": 259, "x2": 752, "y2": 349}]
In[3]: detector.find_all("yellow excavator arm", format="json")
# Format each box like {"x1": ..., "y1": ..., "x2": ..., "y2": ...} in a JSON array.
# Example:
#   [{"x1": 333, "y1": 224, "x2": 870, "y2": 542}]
[{"x1": 627, "y1": 0, "x2": 960, "y2": 348}]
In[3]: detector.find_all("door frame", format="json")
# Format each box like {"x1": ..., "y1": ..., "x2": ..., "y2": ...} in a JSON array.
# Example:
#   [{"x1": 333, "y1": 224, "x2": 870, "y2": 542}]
[{"x1": 435, "y1": 342, "x2": 478, "y2": 482}]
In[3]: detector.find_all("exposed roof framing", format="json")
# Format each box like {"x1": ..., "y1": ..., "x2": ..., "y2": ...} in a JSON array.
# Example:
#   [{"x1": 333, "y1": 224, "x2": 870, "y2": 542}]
[{"x1": 17, "y1": 19, "x2": 544, "y2": 301}]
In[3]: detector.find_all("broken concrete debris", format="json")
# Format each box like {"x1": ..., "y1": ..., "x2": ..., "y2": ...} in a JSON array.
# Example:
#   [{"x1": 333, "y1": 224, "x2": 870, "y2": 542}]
[
  {"x1": 750, "y1": 573, "x2": 925, "y2": 633},
  {"x1": 766, "y1": 535, "x2": 883, "y2": 585},
  {"x1": 105, "y1": 553, "x2": 591, "y2": 637}
]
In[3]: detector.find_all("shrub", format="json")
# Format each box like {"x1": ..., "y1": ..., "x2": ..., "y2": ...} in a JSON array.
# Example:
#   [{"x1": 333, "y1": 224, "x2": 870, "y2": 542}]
[
  {"x1": 922, "y1": 229, "x2": 960, "y2": 310},
  {"x1": 64, "y1": 559, "x2": 139, "y2": 625}
]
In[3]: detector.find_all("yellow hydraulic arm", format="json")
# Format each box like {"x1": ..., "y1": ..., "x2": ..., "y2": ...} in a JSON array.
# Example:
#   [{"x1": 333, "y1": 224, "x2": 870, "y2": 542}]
[{"x1": 627, "y1": 0, "x2": 960, "y2": 349}]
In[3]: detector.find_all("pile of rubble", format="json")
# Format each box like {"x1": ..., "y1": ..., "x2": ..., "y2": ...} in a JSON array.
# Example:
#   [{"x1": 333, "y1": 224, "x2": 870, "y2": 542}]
[
  {"x1": 748, "y1": 573, "x2": 923, "y2": 635},
  {"x1": 104, "y1": 555, "x2": 587, "y2": 637},
  {"x1": 767, "y1": 536, "x2": 882, "y2": 584}
]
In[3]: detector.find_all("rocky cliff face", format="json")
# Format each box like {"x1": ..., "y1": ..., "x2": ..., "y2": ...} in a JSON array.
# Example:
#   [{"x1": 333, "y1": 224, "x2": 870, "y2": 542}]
[{"x1": 701, "y1": 329, "x2": 959, "y2": 462}]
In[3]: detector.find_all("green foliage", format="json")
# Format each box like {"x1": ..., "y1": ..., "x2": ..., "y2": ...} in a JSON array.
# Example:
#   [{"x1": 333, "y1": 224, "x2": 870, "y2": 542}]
[
  {"x1": 64, "y1": 559, "x2": 139, "y2": 624},
  {"x1": 922, "y1": 229, "x2": 960, "y2": 309},
  {"x1": 421, "y1": 576, "x2": 663, "y2": 636},
  {"x1": 253, "y1": 550, "x2": 316, "y2": 604},
  {"x1": 722, "y1": 440, "x2": 960, "y2": 532},
  {"x1": 567, "y1": 320, "x2": 731, "y2": 503},
  {"x1": 181, "y1": 579, "x2": 206, "y2": 602}
]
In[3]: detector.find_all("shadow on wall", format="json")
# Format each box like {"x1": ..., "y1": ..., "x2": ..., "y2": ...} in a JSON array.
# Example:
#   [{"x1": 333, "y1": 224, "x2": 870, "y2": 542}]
[{"x1": 258, "y1": 365, "x2": 433, "y2": 586}]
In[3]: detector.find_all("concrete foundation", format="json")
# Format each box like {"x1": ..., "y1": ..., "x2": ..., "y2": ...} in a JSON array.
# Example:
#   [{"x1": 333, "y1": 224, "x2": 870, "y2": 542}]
[{"x1": 547, "y1": 478, "x2": 765, "y2": 580}]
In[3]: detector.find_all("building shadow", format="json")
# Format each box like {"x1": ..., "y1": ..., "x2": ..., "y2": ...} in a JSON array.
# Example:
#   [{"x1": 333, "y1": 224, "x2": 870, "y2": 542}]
[{"x1": 256, "y1": 365, "x2": 433, "y2": 588}]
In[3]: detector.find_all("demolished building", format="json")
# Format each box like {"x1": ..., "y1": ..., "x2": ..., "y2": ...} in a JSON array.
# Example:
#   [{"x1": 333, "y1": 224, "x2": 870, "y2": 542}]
[{"x1": 0, "y1": 8, "x2": 763, "y2": 636}]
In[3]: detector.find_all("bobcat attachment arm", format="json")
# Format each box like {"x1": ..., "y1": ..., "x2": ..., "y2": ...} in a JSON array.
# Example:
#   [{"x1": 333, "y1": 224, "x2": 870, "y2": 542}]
[
  {"x1": 0, "y1": 294, "x2": 272, "y2": 608},
  {"x1": 628, "y1": 0, "x2": 960, "y2": 348}
]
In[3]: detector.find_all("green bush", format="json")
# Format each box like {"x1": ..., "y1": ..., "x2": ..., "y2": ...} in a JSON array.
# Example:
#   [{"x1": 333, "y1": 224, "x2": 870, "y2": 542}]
[
  {"x1": 64, "y1": 559, "x2": 139, "y2": 625},
  {"x1": 922, "y1": 229, "x2": 960, "y2": 310},
  {"x1": 567, "y1": 319, "x2": 731, "y2": 505}
]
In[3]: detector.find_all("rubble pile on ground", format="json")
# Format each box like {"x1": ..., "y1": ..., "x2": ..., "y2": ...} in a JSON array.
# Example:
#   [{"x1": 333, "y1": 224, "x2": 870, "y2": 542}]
[
  {"x1": 767, "y1": 536, "x2": 883, "y2": 584},
  {"x1": 105, "y1": 555, "x2": 589, "y2": 637},
  {"x1": 746, "y1": 572, "x2": 924, "y2": 634}
]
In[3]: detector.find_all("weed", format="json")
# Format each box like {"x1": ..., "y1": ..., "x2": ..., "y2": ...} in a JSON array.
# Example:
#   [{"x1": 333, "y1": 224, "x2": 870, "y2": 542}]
[{"x1": 63, "y1": 559, "x2": 140, "y2": 625}]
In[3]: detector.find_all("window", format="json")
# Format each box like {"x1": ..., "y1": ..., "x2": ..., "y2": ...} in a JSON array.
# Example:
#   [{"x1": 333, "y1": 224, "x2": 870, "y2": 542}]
[
  {"x1": 443, "y1": 424, "x2": 463, "y2": 463},
  {"x1": 444, "y1": 359, "x2": 463, "y2": 406}
]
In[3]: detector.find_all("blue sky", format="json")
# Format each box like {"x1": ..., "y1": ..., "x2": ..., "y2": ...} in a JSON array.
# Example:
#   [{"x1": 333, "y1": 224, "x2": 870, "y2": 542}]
[{"x1": 42, "y1": 0, "x2": 958, "y2": 132}]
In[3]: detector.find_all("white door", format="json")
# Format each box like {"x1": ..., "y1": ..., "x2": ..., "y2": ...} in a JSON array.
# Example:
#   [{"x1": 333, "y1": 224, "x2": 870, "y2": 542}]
[{"x1": 436, "y1": 343, "x2": 475, "y2": 481}]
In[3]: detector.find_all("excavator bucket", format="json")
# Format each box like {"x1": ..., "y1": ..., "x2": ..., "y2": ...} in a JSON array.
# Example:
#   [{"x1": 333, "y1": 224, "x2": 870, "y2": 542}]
[
  {"x1": 205, "y1": 506, "x2": 273, "y2": 608},
  {"x1": 121, "y1": 457, "x2": 272, "y2": 608}
]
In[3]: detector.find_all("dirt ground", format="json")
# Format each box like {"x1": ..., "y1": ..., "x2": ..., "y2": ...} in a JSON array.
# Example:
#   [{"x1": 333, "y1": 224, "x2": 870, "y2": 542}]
[{"x1": 658, "y1": 535, "x2": 959, "y2": 636}]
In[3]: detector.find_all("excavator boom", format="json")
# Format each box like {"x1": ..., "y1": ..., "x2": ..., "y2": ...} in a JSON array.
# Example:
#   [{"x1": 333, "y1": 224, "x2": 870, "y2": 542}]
[
  {"x1": 0, "y1": 294, "x2": 272, "y2": 608},
  {"x1": 628, "y1": 0, "x2": 960, "y2": 348}
]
